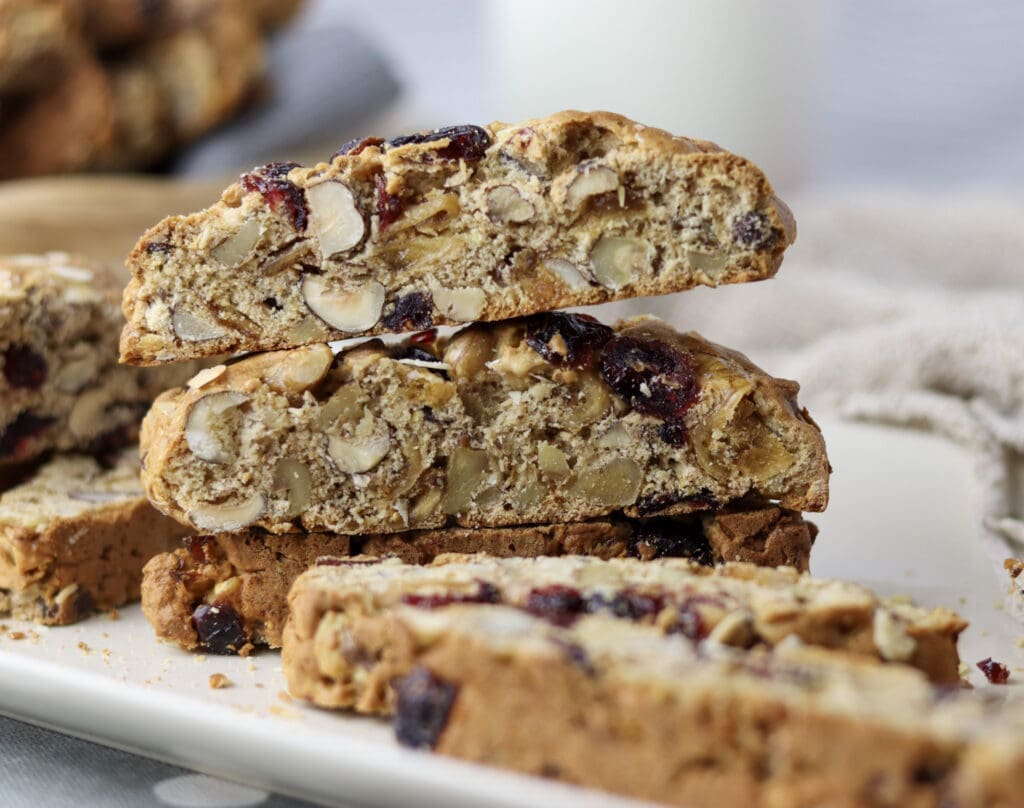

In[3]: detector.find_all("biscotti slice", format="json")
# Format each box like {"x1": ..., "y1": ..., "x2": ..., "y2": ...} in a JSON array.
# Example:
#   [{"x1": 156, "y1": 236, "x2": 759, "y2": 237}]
[
  {"x1": 283, "y1": 554, "x2": 966, "y2": 713},
  {"x1": 0, "y1": 448, "x2": 188, "y2": 624},
  {"x1": 142, "y1": 503, "x2": 815, "y2": 654},
  {"x1": 0, "y1": 253, "x2": 197, "y2": 467},
  {"x1": 321, "y1": 605, "x2": 1016, "y2": 808},
  {"x1": 121, "y1": 110, "x2": 795, "y2": 364},
  {"x1": 140, "y1": 313, "x2": 829, "y2": 535}
]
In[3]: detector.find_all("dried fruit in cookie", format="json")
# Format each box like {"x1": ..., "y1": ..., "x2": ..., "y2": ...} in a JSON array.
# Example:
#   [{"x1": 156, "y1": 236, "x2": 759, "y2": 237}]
[
  {"x1": 599, "y1": 336, "x2": 698, "y2": 427},
  {"x1": 192, "y1": 602, "x2": 246, "y2": 654},
  {"x1": 524, "y1": 312, "x2": 613, "y2": 369},
  {"x1": 382, "y1": 292, "x2": 434, "y2": 332},
  {"x1": 3, "y1": 345, "x2": 48, "y2": 389},
  {"x1": 386, "y1": 124, "x2": 491, "y2": 162},
  {"x1": 240, "y1": 162, "x2": 308, "y2": 232},
  {"x1": 394, "y1": 667, "x2": 459, "y2": 748}
]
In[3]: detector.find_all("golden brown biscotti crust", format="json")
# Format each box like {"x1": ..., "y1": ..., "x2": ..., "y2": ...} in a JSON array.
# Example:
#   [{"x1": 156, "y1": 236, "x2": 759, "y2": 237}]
[
  {"x1": 140, "y1": 505, "x2": 815, "y2": 653},
  {"x1": 121, "y1": 109, "x2": 795, "y2": 364},
  {"x1": 138, "y1": 315, "x2": 829, "y2": 537}
]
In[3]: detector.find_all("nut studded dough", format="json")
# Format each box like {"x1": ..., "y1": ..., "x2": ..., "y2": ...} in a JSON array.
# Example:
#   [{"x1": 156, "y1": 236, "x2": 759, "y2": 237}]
[
  {"x1": 141, "y1": 503, "x2": 815, "y2": 654},
  {"x1": 0, "y1": 449, "x2": 188, "y2": 624},
  {"x1": 139, "y1": 314, "x2": 829, "y2": 535},
  {"x1": 282, "y1": 555, "x2": 966, "y2": 717},
  {"x1": 121, "y1": 110, "x2": 796, "y2": 364},
  {"x1": 0, "y1": 253, "x2": 197, "y2": 467},
  {"x1": 301, "y1": 605, "x2": 1016, "y2": 808}
]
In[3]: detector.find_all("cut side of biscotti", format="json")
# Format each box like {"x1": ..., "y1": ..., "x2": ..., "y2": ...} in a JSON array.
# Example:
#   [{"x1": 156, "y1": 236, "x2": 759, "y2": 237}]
[
  {"x1": 141, "y1": 502, "x2": 815, "y2": 654},
  {"x1": 121, "y1": 110, "x2": 796, "y2": 364},
  {"x1": 0, "y1": 448, "x2": 188, "y2": 624},
  {"x1": 0, "y1": 253, "x2": 197, "y2": 468},
  {"x1": 140, "y1": 314, "x2": 829, "y2": 536},
  {"x1": 282, "y1": 554, "x2": 966, "y2": 714},
  {"x1": 334, "y1": 605, "x2": 1014, "y2": 808}
]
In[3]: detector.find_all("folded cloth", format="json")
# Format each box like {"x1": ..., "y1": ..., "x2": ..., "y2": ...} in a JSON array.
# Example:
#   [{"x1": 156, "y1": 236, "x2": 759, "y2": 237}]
[{"x1": 605, "y1": 189, "x2": 1024, "y2": 605}]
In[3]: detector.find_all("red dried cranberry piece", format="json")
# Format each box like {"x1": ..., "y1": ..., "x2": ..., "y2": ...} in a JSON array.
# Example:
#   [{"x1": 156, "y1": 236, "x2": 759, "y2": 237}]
[
  {"x1": 3, "y1": 345, "x2": 47, "y2": 390},
  {"x1": 240, "y1": 162, "x2": 308, "y2": 232},
  {"x1": 586, "y1": 589, "x2": 665, "y2": 621},
  {"x1": 332, "y1": 136, "x2": 384, "y2": 160},
  {"x1": 599, "y1": 336, "x2": 698, "y2": 421},
  {"x1": 382, "y1": 292, "x2": 434, "y2": 332},
  {"x1": 183, "y1": 535, "x2": 214, "y2": 563},
  {"x1": 402, "y1": 581, "x2": 501, "y2": 609},
  {"x1": 192, "y1": 602, "x2": 245, "y2": 654},
  {"x1": 666, "y1": 600, "x2": 708, "y2": 640},
  {"x1": 394, "y1": 666, "x2": 459, "y2": 749},
  {"x1": 635, "y1": 489, "x2": 718, "y2": 516},
  {"x1": 0, "y1": 412, "x2": 55, "y2": 458},
  {"x1": 410, "y1": 328, "x2": 438, "y2": 346},
  {"x1": 732, "y1": 211, "x2": 778, "y2": 250},
  {"x1": 375, "y1": 172, "x2": 403, "y2": 230},
  {"x1": 386, "y1": 124, "x2": 491, "y2": 162},
  {"x1": 523, "y1": 584, "x2": 585, "y2": 627},
  {"x1": 629, "y1": 518, "x2": 715, "y2": 566},
  {"x1": 977, "y1": 657, "x2": 1010, "y2": 684},
  {"x1": 524, "y1": 312, "x2": 614, "y2": 369}
]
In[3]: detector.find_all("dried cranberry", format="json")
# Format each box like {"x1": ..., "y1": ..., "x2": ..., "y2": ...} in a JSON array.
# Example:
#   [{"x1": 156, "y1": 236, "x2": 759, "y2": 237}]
[
  {"x1": 192, "y1": 602, "x2": 245, "y2": 654},
  {"x1": 392, "y1": 345, "x2": 439, "y2": 364},
  {"x1": 382, "y1": 292, "x2": 434, "y2": 332},
  {"x1": 586, "y1": 589, "x2": 664, "y2": 621},
  {"x1": 523, "y1": 584, "x2": 585, "y2": 627},
  {"x1": 3, "y1": 345, "x2": 47, "y2": 390},
  {"x1": 375, "y1": 173, "x2": 403, "y2": 230},
  {"x1": 629, "y1": 518, "x2": 715, "y2": 566},
  {"x1": 977, "y1": 657, "x2": 1010, "y2": 684},
  {"x1": 657, "y1": 420, "x2": 689, "y2": 447},
  {"x1": 410, "y1": 329, "x2": 438, "y2": 346},
  {"x1": 0, "y1": 412, "x2": 55, "y2": 458},
  {"x1": 635, "y1": 489, "x2": 718, "y2": 516},
  {"x1": 144, "y1": 241, "x2": 174, "y2": 255},
  {"x1": 184, "y1": 535, "x2": 214, "y2": 563},
  {"x1": 394, "y1": 666, "x2": 459, "y2": 749},
  {"x1": 332, "y1": 136, "x2": 384, "y2": 159},
  {"x1": 240, "y1": 162, "x2": 308, "y2": 232},
  {"x1": 386, "y1": 124, "x2": 491, "y2": 162},
  {"x1": 732, "y1": 211, "x2": 777, "y2": 250},
  {"x1": 315, "y1": 557, "x2": 381, "y2": 566},
  {"x1": 599, "y1": 336, "x2": 699, "y2": 421},
  {"x1": 71, "y1": 589, "x2": 94, "y2": 621},
  {"x1": 402, "y1": 581, "x2": 501, "y2": 609},
  {"x1": 666, "y1": 600, "x2": 708, "y2": 640},
  {"x1": 524, "y1": 312, "x2": 613, "y2": 369}
]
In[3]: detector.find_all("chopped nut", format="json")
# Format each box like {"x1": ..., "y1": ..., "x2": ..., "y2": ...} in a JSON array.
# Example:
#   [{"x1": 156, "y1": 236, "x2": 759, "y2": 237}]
[
  {"x1": 540, "y1": 258, "x2": 591, "y2": 292},
  {"x1": 211, "y1": 218, "x2": 261, "y2": 266},
  {"x1": 328, "y1": 432, "x2": 391, "y2": 473},
  {"x1": 538, "y1": 442, "x2": 571, "y2": 479},
  {"x1": 186, "y1": 365, "x2": 227, "y2": 390},
  {"x1": 596, "y1": 422, "x2": 631, "y2": 449},
  {"x1": 212, "y1": 576, "x2": 241, "y2": 598},
  {"x1": 410, "y1": 486, "x2": 443, "y2": 524},
  {"x1": 442, "y1": 447, "x2": 490, "y2": 514},
  {"x1": 171, "y1": 306, "x2": 228, "y2": 342},
  {"x1": 307, "y1": 180, "x2": 366, "y2": 258},
  {"x1": 443, "y1": 328, "x2": 495, "y2": 377},
  {"x1": 185, "y1": 391, "x2": 249, "y2": 463},
  {"x1": 569, "y1": 457, "x2": 642, "y2": 508},
  {"x1": 273, "y1": 459, "x2": 312, "y2": 518},
  {"x1": 566, "y1": 164, "x2": 619, "y2": 209},
  {"x1": 265, "y1": 343, "x2": 334, "y2": 394},
  {"x1": 589, "y1": 236, "x2": 650, "y2": 289},
  {"x1": 431, "y1": 284, "x2": 486, "y2": 323},
  {"x1": 68, "y1": 389, "x2": 110, "y2": 438},
  {"x1": 485, "y1": 185, "x2": 535, "y2": 223},
  {"x1": 208, "y1": 673, "x2": 233, "y2": 689},
  {"x1": 285, "y1": 316, "x2": 328, "y2": 344},
  {"x1": 561, "y1": 372, "x2": 611, "y2": 427},
  {"x1": 318, "y1": 384, "x2": 364, "y2": 429},
  {"x1": 301, "y1": 275, "x2": 386, "y2": 332},
  {"x1": 388, "y1": 193, "x2": 460, "y2": 232},
  {"x1": 190, "y1": 493, "x2": 266, "y2": 531},
  {"x1": 685, "y1": 249, "x2": 727, "y2": 274},
  {"x1": 53, "y1": 356, "x2": 98, "y2": 394}
]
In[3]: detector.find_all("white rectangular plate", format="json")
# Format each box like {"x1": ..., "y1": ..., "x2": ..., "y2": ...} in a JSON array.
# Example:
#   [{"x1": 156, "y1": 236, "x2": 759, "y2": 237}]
[{"x1": 0, "y1": 417, "x2": 1021, "y2": 807}]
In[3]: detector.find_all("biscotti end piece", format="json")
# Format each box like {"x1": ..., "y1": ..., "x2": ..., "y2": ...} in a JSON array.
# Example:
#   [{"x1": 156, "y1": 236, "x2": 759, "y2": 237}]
[
  {"x1": 364, "y1": 607, "x2": 1017, "y2": 808},
  {"x1": 0, "y1": 448, "x2": 188, "y2": 624},
  {"x1": 0, "y1": 253, "x2": 197, "y2": 468},
  {"x1": 282, "y1": 554, "x2": 966, "y2": 713},
  {"x1": 141, "y1": 505, "x2": 815, "y2": 654},
  {"x1": 139, "y1": 315, "x2": 829, "y2": 537},
  {"x1": 121, "y1": 109, "x2": 795, "y2": 365}
]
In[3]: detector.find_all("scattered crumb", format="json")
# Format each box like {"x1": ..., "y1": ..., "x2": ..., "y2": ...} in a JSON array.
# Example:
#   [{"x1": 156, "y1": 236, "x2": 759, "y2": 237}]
[
  {"x1": 208, "y1": 673, "x2": 233, "y2": 689},
  {"x1": 268, "y1": 704, "x2": 301, "y2": 720},
  {"x1": 231, "y1": 704, "x2": 255, "y2": 714},
  {"x1": 108, "y1": 609, "x2": 120, "y2": 621},
  {"x1": 0, "y1": 623, "x2": 7, "y2": 632},
  {"x1": 958, "y1": 596, "x2": 967, "y2": 605},
  {"x1": 977, "y1": 657, "x2": 1011, "y2": 684},
  {"x1": 194, "y1": 654, "x2": 208, "y2": 663},
  {"x1": 247, "y1": 661, "x2": 257, "y2": 672},
  {"x1": 255, "y1": 683, "x2": 265, "y2": 689},
  {"x1": 993, "y1": 599, "x2": 1004, "y2": 611},
  {"x1": 958, "y1": 662, "x2": 971, "y2": 678},
  {"x1": 77, "y1": 641, "x2": 91, "y2": 654},
  {"x1": 1015, "y1": 638, "x2": 1024, "y2": 649},
  {"x1": 277, "y1": 690, "x2": 293, "y2": 704},
  {"x1": 8, "y1": 631, "x2": 26, "y2": 640},
  {"x1": 101, "y1": 632, "x2": 109, "y2": 639},
  {"x1": 27, "y1": 630, "x2": 40, "y2": 642}
]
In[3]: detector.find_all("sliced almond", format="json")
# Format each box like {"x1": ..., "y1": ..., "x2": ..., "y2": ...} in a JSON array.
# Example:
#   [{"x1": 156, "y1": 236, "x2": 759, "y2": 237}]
[
  {"x1": 485, "y1": 185, "x2": 534, "y2": 223},
  {"x1": 301, "y1": 275, "x2": 385, "y2": 332},
  {"x1": 540, "y1": 258, "x2": 591, "y2": 292},
  {"x1": 589, "y1": 236, "x2": 650, "y2": 290},
  {"x1": 328, "y1": 432, "x2": 391, "y2": 473},
  {"x1": 307, "y1": 181, "x2": 366, "y2": 258},
  {"x1": 566, "y1": 164, "x2": 619, "y2": 209},
  {"x1": 186, "y1": 365, "x2": 227, "y2": 390},
  {"x1": 265, "y1": 344, "x2": 334, "y2": 394},
  {"x1": 431, "y1": 284, "x2": 485, "y2": 323},
  {"x1": 211, "y1": 218, "x2": 261, "y2": 266},
  {"x1": 185, "y1": 391, "x2": 248, "y2": 463},
  {"x1": 190, "y1": 493, "x2": 265, "y2": 532},
  {"x1": 68, "y1": 389, "x2": 110, "y2": 438},
  {"x1": 171, "y1": 306, "x2": 228, "y2": 342}
]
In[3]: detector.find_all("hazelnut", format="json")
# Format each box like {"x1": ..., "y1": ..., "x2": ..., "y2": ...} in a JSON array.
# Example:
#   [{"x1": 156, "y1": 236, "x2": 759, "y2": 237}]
[
  {"x1": 301, "y1": 275, "x2": 385, "y2": 332},
  {"x1": 569, "y1": 457, "x2": 642, "y2": 508},
  {"x1": 540, "y1": 258, "x2": 591, "y2": 292},
  {"x1": 565, "y1": 163, "x2": 619, "y2": 209},
  {"x1": 190, "y1": 493, "x2": 266, "y2": 531},
  {"x1": 431, "y1": 284, "x2": 486, "y2": 323},
  {"x1": 328, "y1": 432, "x2": 391, "y2": 473},
  {"x1": 485, "y1": 185, "x2": 535, "y2": 223},
  {"x1": 171, "y1": 306, "x2": 228, "y2": 342},
  {"x1": 306, "y1": 180, "x2": 366, "y2": 258},
  {"x1": 589, "y1": 236, "x2": 650, "y2": 290},
  {"x1": 184, "y1": 391, "x2": 249, "y2": 463},
  {"x1": 443, "y1": 328, "x2": 495, "y2": 377},
  {"x1": 211, "y1": 218, "x2": 261, "y2": 266},
  {"x1": 265, "y1": 343, "x2": 334, "y2": 395}
]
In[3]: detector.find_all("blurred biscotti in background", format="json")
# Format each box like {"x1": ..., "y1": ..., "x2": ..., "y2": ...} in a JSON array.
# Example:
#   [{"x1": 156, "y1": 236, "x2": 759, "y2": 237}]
[{"x1": 0, "y1": 0, "x2": 306, "y2": 179}]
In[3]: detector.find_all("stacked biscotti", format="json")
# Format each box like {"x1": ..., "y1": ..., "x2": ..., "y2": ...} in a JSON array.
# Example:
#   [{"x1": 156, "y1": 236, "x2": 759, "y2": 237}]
[
  {"x1": 124, "y1": 111, "x2": 832, "y2": 654},
  {"x1": 0, "y1": 0, "x2": 304, "y2": 179},
  {"x1": 0, "y1": 252, "x2": 194, "y2": 622}
]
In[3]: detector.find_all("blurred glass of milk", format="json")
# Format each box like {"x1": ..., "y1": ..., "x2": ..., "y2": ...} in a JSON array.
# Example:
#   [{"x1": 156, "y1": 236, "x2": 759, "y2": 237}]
[{"x1": 485, "y1": 0, "x2": 837, "y2": 191}]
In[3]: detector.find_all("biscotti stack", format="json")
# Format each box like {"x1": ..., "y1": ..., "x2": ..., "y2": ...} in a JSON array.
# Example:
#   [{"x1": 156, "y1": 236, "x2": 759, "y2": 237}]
[
  {"x1": 0, "y1": 0, "x2": 304, "y2": 178},
  {"x1": 120, "y1": 111, "x2": 833, "y2": 654},
  {"x1": 0, "y1": 253, "x2": 194, "y2": 623}
]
